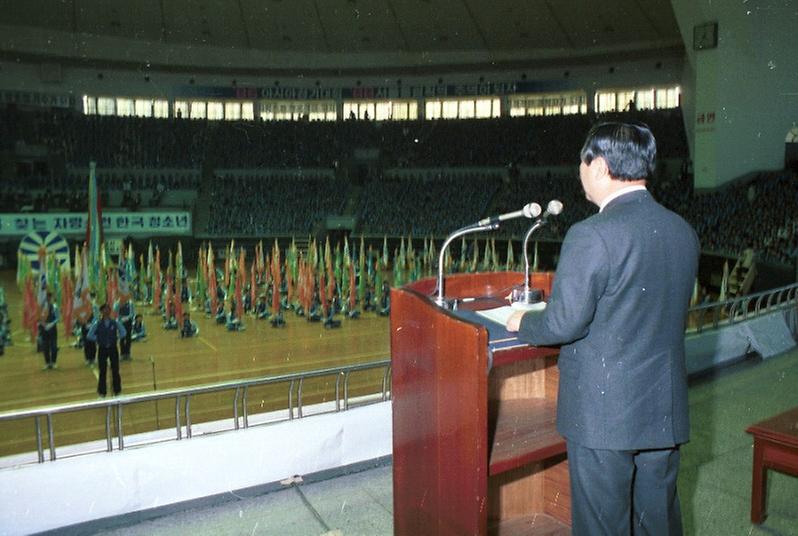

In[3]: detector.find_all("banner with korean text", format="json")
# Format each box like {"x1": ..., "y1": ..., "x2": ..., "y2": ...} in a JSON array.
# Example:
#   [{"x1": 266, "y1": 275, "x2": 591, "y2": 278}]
[{"x1": 0, "y1": 212, "x2": 192, "y2": 237}]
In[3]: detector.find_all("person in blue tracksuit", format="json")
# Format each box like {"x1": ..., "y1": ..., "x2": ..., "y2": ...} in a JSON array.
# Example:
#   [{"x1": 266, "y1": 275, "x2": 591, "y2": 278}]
[{"x1": 87, "y1": 304, "x2": 127, "y2": 397}]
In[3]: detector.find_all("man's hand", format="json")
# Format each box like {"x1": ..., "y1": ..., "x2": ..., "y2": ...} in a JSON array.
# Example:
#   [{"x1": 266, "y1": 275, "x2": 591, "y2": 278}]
[{"x1": 506, "y1": 310, "x2": 526, "y2": 332}]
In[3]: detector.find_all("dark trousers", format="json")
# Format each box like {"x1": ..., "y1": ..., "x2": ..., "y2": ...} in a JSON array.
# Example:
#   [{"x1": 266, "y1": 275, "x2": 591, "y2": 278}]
[
  {"x1": 567, "y1": 442, "x2": 683, "y2": 536},
  {"x1": 97, "y1": 345, "x2": 122, "y2": 396},
  {"x1": 84, "y1": 340, "x2": 97, "y2": 363},
  {"x1": 41, "y1": 328, "x2": 58, "y2": 365},
  {"x1": 120, "y1": 320, "x2": 132, "y2": 358}
]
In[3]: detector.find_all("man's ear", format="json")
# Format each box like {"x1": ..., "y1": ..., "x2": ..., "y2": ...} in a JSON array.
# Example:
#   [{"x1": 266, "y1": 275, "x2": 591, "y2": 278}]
[{"x1": 591, "y1": 156, "x2": 611, "y2": 181}]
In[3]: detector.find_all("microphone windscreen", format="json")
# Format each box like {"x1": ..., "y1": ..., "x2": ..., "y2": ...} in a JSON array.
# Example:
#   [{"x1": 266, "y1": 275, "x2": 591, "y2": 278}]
[
  {"x1": 523, "y1": 203, "x2": 543, "y2": 218},
  {"x1": 547, "y1": 200, "x2": 563, "y2": 215}
]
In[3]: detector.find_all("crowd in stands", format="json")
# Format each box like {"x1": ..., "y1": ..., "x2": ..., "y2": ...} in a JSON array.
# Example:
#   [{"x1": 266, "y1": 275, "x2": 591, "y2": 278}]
[
  {"x1": 676, "y1": 171, "x2": 798, "y2": 265},
  {"x1": 489, "y1": 168, "x2": 798, "y2": 265},
  {"x1": 492, "y1": 170, "x2": 595, "y2": 240},
  {"x1": 0, "y1": 188, "x2": 87, "y2": 213},
  {"x1": 3, "y1": 104, "x2": 796, "y2": 265},
  {"x1": 205, "y1": 173, "x2": 349, "y2": 236},
  {"x1": 358, "y1": 170, "x2": 501, "y2": 236},
  {"x1": 0, "y1": 171, "x2": 200, "y2": 212},
  {"x1": 11, "y1": 168, "x2": 200, "y2": 193},
  {"x1": 62, "y1": 170, "x2": 201, "y2": 191},
  {"x1": 7, "y1": 107, "x2": 687, "y2": 170},
  {"x1": 0, "y1": 108, "x2": 18, "y2": 152},
  {"x1": 33, "y1": 113, "x2": 208, "y2": 168},
  {"x1": 205, "y1": 121, "x2": 345, "y2": 169}
]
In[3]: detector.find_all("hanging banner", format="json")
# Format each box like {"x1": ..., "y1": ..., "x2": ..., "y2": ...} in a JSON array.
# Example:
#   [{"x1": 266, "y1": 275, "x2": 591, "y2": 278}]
[
  {"x1": 0, "y1": 90, "x2": 73, "y2": 108},
  {"x1": 0, "y1": 211, "x2": 192, "y2": 237},
  {"x1": 176, "y1": 79, "x2": 569, "y2": 101}
]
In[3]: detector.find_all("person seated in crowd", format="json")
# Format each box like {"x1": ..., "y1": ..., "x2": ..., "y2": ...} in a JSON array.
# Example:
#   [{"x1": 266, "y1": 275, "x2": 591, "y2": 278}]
[
  {"x1": 255, "y1": 295, "x2": 270, "y2": 319},
  {"x1": 347, "y1": 300, "x2": 361, "y2": 320},
  {"x1": 270, "y1": 307, "x2": 285, "y2": 327},
  {"x1": 72, "y1": 318, "x2": 85, "y2": 348},
  {"x1": 180, "y1": 313, "x2": 199, "y2": 338},
  {"x1": 362, "y1": 285, "x2": 375, "y2": 312},
  {"x1": 141, "y1": 280, "x2": 152, "y2": 304},
  {"x1": 243, "y1": 287, "x2": 252, "y2": 313},
  {"x1": 0, "y1": 301, "x2": 9, "y2": 355},
  {"x1": 378, "y1": 281, "x2": 391, "y2": 317},
  {"x1": 330, "y1": 294, "x2": 342, "y2": 315},
  {"x1": 226, "y1": 300, "x2": 245, "y2": 331},
  {"x1": 323, "y1": 301, "x2": 340, "y2": 329},
  {"x1": 215, "y1": 301, "x2": 227, "y2": 324},
  {"x1": 163, "y1": 302, "x2": 178, "y2": 330},
  {"x1": 216, "y1": 284, "x2": 226, "y2": 303},
  {"x1": 307, "y1": 290, "x2": 322, "y2": 322},
  {"x1": 131, "y1": 314, "x2": 147, "y2": 341},
  {"x1": 180, "y1": 283, "x2": 190, "y2": 303}
]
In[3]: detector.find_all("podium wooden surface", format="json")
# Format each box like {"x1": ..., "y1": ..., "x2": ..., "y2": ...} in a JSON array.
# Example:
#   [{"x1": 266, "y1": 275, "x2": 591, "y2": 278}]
[{"x1": 391, "y1": 272, "x2": 570, "y2": 536}]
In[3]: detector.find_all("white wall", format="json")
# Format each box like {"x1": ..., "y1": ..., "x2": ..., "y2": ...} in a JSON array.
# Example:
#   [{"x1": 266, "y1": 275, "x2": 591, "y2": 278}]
[
  {"x1": 0, "y1": 402, "x2": 392, "y2": 536},
  {"x1": 671, "y1": 0, "x2": 798, "y2": 188}
]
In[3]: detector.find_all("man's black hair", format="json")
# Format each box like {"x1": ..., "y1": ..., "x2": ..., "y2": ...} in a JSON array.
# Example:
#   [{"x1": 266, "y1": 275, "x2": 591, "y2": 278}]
[{"x1": 580, "y1": 122, "x2": 657, "y2": 180}]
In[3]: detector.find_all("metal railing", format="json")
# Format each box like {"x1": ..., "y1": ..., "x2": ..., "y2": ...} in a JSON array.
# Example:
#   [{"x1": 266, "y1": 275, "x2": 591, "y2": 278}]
[
  {"x1": 687, "y1": 282, "x2": 798, "y2": 333},
  {"x1": 0, "y1": 359, "x2": 392, "y2": 464}
]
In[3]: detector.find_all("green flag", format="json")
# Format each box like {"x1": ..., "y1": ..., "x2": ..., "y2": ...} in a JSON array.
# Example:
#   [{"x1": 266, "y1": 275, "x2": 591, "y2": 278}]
[{"x1": 358, "y1": 236, "x2": 366, "y2": 305}]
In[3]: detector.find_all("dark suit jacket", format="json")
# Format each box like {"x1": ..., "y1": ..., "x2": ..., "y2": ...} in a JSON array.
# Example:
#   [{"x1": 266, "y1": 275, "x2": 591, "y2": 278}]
[{"x1": 518, "y1": 190, "x2": 699, "y2": 450}]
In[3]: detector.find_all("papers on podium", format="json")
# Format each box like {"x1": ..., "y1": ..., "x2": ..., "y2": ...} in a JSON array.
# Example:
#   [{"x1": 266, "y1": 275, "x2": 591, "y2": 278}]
[{"x1": 475, "y1": 301, "x2": 546, "y2": 325}]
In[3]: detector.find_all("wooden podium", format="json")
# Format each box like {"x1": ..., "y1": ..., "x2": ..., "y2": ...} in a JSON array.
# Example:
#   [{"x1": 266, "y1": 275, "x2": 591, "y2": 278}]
[{"x1": 391, "y1": 272, "x2": 570, "y2": 535}]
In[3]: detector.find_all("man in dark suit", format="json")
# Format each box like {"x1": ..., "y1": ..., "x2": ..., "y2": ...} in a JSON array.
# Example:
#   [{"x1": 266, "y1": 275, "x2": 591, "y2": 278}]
[{"x1": 507, "y1": 122, "x2": 699, "y2": 535}]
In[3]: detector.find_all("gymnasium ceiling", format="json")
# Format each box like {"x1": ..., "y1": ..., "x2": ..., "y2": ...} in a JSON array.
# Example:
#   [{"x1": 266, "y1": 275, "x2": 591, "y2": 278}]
[{"x1": 0, "y1": 0, "x2": 684, "y2": 72}]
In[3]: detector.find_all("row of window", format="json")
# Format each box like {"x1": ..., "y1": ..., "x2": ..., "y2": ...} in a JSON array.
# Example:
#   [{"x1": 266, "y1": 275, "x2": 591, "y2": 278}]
[
  {"x1": 596, "y1": 87, "x2": 681, "y2": 113},
  {"x1": 81, "y1": 86, "x2": 680, "y2": 122},
  {"x1": 509, "y1": 93, "x2": 588, "y2": 117}
]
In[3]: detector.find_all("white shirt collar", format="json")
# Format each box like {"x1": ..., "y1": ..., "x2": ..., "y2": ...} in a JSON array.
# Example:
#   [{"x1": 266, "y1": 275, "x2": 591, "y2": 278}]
[{"x1": 599, "y1": 185, "x2": 647, "y2": 212}]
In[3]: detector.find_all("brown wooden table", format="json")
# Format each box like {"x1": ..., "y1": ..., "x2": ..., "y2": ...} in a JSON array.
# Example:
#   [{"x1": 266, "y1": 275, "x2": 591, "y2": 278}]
[{"x1": 745, "y1": 406, "x2": 798, "y2": 524}]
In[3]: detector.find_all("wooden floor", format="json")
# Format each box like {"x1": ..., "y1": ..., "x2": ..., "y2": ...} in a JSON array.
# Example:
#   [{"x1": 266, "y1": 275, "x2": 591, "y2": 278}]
[{"x1": 0, "y1": 270, "x2": 390, "y2": 457}]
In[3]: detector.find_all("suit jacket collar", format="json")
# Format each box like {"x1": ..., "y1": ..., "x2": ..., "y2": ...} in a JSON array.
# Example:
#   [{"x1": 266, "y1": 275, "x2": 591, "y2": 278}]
[{"x1": 601, "y1": 188, "x2": 651, "y2": 213}]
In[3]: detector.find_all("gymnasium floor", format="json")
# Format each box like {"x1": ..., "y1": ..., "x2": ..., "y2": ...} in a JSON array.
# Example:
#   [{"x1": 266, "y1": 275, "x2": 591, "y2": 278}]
[{"x1": 0, "y1": 270, "x2": 390, "y2": 457}]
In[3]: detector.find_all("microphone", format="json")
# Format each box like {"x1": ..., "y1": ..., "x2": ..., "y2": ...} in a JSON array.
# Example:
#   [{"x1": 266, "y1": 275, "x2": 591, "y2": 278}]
[
  {"x1": 514, "y1": 200, "x2": 564, "y2": 307},
  {"x1": 475, "y1": 202, "x2": 542, "y2": 227},
  {"x1": 542, "y1": 199, "x2": 563, "y2": 218},
  {"x1": 435, "y1": 202, "x2": 544, "y2": 308}
]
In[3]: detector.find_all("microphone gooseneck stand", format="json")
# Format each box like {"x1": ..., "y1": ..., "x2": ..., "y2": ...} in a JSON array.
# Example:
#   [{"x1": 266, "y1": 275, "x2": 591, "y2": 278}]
[
  {"x1": 519, "y1": 219, "x2": 548, "y2": 305},
  {"x1": 435, "y1": 222, "x2": 499, "y2": 308},
  {"x1": 517, "y1": 200, "x2": 564, "y2": 305}
]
